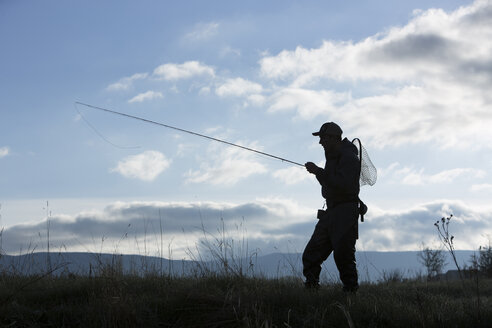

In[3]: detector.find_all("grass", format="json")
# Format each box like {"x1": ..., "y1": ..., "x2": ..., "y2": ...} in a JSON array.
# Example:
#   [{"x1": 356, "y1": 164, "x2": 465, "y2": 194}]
[{"x1": 0, "y1": 272, "x2": 491, "y2": 327}]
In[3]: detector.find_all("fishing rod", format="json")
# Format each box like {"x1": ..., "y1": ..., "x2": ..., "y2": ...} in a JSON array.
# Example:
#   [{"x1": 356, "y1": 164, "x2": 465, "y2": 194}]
[{"x1": 75, "y1": 101, "x2": 304, "y2": 167}]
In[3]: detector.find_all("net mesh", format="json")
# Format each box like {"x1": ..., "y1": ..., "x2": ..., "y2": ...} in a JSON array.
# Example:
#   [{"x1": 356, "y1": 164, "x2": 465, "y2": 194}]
[{"x1": 352, "y1": 138, "x2": 377, "y2": 187}]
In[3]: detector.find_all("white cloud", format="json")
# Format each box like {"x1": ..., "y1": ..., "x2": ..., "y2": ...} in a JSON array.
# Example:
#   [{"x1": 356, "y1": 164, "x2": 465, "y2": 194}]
[
  {"x1": 106, "y1": 73, "x2": 148, "y2": 91},
  {"x1": 428, "y1": 168, "x2": 486, "y2": 184},
  {"x1": 128, "y1": 90, "x2": 164, "y2": 103},
  {"x1": 258, "y1": 0, "x2": 492, "y2": 149},
  {"x1": 153, "y1": 61, "x2": 215, "y2": 81},
  {"x1": 247, "y1": 94, "x2": 266, "y2": 106},
  {"x1": 0, "y1": 146, "x2": 9, "y2": 158},
  {"x1": 112, "y1": 150, "x2": 170, "y2": 181},
  {"x1": 272, "y1": 166, "x2": 309, "y2": 185},
  {"x1": 215, "y1": 78, "x2": 263, "y2": 97},
  {"x1": 268, "y1": 88, "x2": 349, "y2": 119},
  {"x1": 185, "y1": 141, "x2": 268, "y2": 186},
  {"x1": 470, "y1": 183, "x2": 492, "y2": 192},
  {"x1": 377, "y1": 162, "x2": 400, "y2": 179},
  {"x1": 338, "y1": 83, "x2": 491, "y2": 149},
  {"x1": 358, "y1": 200, "x2": 492, "y2": 251},
  {"x1": 384, "y1": 163, "x2": 486, "y2": 186},
  {"x1": 183, "y1": 22, "x2": 219, "y2": 42},
  {"x1": 260, "y1": 1, "x2": 492, "y2": 85}
]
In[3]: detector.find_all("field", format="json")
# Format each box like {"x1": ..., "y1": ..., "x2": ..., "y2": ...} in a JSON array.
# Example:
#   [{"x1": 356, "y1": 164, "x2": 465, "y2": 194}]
[{"x1": 0, "y1": 271, "x2": 491, "y2": 327}]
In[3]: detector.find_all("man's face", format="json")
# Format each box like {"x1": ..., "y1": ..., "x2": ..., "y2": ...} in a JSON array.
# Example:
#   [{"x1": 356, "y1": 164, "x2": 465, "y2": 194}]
[{"x1": 319, "y1": 134, "x2": 339, "y2": 153}]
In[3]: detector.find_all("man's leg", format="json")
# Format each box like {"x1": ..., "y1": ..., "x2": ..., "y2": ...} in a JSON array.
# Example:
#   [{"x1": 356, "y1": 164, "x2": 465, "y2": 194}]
[
  {"x1": 333, "y1": 224, "x2": 358, "y2": 291},
  {"x1": 302, "y1": 221, "x2": 333, "y2": 288}
]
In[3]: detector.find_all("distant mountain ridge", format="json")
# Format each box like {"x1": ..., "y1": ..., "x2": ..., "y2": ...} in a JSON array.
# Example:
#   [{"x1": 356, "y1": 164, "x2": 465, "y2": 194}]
[{"x1": 0, "y1": 251, "x2": 475, "y2": 282}]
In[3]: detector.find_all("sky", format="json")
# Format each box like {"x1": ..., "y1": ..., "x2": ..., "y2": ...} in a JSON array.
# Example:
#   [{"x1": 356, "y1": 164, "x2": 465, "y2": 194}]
[{"x1": 1, "y1": 0, "x2": 492, "y2": 260}]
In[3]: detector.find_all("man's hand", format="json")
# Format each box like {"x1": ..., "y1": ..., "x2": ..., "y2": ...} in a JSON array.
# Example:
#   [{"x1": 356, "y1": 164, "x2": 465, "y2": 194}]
[{"x1": 305, "y1": 162, "x2": 321, "y2": 175}]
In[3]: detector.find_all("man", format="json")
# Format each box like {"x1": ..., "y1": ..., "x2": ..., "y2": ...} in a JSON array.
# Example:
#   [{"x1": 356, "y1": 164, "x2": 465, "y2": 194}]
[{"x1": 303, "y1": 122, "x2": 361, "y2": 292}]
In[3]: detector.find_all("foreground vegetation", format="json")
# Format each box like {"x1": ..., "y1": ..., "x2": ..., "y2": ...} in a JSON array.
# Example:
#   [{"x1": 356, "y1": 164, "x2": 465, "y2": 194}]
[{"x1": 0, "y1": 272, "x2": 491, "y2": 328}]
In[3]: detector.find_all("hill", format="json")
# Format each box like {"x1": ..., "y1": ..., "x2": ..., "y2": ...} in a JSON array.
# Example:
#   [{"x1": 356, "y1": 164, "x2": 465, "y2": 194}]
[{"x1": 0, "y1": 250, "x2": 475, "y2": 282}]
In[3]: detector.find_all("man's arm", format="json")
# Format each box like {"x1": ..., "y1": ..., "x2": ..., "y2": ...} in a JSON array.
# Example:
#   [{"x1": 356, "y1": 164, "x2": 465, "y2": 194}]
[{"x1": 306, "y1": 154, "x2": 359, "y2": 194}]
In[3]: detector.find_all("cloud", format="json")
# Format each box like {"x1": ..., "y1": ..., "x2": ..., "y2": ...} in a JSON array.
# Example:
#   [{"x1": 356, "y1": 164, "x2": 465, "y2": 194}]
[
  {"x1": 383, "y1": 163, "x2": 486, "y2": 186},
  {"x1": 106, "y1": 73, "x2": 148, "y2": 91},
  {"x1": 268, "y1": 88, "x2": 348, "y2": 119},
  {"x1": 357, "y1": 200, "x2": 492, "y2": 251},
  {"x1": 1, "y1": 199, "x2": 490, "y2": 257},
  {"x1": 247, "y1": 94, "x2": 266, "y2": 106},
  {"x1": 258, "y1": 0, "x2": 492, "y2": 149},
  {"x1": 470, "y1": 183, "x2": 492, "y2": 192},
  {"x1": 259, "y1": 2, "x2": 492, "y2": 85},
  {"x1": 185, "y1": 140, "x2": 268, "y2": 186},
  {"x1": 215, "y1": 78, "x2": 263, "y2": 97},
  {"x1": 407, "y1": 167, "x2": 485, "y2": 186},
  {"x1": 183, "y1": 22, "x2": 220, "y2": 42},
  {"x1": 272, "y1": 166, "x2": 310, "y2": 185},
  {"x1": 128, "y1": 90, "x2": 164, "y2": 103},
  {"x1": 112, "y1": 151, "x2": 170, "y2": 181},
  {"x1": 0, "y1": 199, "x2": 312, "y2": 257},
  {"x1": 426, "y1": 168, "x2": 486, "y2": 184},
  {"x1": 153, "y1": 61, "x2": 215, "y2": 81},
  {"x1": 0, "y1": 146, "x2": 9, "y2": 158}
]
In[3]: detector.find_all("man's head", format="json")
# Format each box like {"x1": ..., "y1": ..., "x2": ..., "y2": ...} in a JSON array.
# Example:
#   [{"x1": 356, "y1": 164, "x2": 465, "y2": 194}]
[{"x1": 312, "y1": 122, "x2": 342, "y2": 152}]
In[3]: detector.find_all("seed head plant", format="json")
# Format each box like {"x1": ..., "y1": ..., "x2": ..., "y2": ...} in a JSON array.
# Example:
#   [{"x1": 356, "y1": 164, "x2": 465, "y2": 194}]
[{"x1": 434, "y1": 214, "x2": 464, "y2": 283}]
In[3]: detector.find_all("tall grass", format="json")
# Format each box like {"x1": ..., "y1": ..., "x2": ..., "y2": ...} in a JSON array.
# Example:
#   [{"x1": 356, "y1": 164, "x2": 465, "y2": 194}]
[
  {"x1": 0, "y1": 273, "x2": 491, "y2": 327},
  {"x1": 185, "y1": 218, "x2": 259, "y2": 279}
]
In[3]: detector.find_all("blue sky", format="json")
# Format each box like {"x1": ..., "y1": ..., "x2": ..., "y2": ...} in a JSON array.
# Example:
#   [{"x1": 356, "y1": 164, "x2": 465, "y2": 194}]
[{"x1": 1, "y1": 0, "x2": 491, "y2": 259}]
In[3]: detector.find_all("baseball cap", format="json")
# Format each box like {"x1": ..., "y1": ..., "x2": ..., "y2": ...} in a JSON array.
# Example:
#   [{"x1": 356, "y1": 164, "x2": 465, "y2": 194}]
[{"x1": 312, "y1": 122, "x2": 343, "y2": 136}]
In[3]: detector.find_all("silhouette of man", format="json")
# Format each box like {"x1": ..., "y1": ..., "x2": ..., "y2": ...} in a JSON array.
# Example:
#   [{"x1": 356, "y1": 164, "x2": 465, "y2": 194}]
[{"x1": 303, "y1": 122, "x2": 360, "y2": 292}]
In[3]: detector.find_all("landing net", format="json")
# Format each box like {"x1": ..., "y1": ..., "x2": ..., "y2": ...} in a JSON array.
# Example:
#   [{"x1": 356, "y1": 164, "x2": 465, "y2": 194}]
[{"x1": 352, "y1": 138, "x2": 377, "y2": 187}]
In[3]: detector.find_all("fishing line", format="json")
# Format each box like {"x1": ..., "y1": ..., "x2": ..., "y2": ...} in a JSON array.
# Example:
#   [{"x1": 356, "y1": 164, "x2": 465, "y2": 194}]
[
  {"x1": 74, "y1": 102, "x2": 141, "y2": 150},
  {"x1": 75, "y1": 101, "x2": 304, "y2": 167}
]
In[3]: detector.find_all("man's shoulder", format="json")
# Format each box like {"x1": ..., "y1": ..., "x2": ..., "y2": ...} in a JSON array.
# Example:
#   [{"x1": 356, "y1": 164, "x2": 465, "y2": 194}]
[{"x1": 341, "y1": 138, "x2": 358, "y2": 157}]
